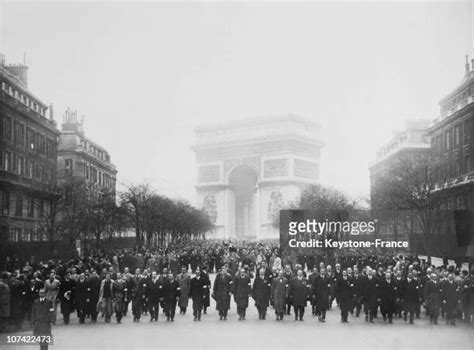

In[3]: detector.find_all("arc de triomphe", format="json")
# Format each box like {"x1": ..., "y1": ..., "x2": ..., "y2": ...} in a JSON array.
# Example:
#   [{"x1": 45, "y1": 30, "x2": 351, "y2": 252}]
[{"x1": 192, "y1": 115, "x2": 324, "y2": 240}]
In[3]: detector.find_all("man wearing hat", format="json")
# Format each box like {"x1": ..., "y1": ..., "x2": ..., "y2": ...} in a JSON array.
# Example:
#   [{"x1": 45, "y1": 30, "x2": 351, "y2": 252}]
[
  {"x1": 32, "y1": 289, "x2": 53, "y2": 350},
  {"x1": 190, "y1": 268, "x2": 206, "y2": 321},
  {"x1": 176, "y1": 266, "x2": 191, "y2": 315},
  {"x1": 213, "y1": 265, "x2": 233, "y2": 320}
]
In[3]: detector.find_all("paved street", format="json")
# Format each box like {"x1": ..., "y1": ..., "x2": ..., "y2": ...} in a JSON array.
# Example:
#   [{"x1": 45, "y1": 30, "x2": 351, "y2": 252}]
[{"x1": 4, "y1": 274, "x2": 473, "y2": 350}]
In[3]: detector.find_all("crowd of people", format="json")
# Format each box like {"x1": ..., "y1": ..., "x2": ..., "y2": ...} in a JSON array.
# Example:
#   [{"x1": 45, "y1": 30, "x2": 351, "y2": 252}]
[{"x1": 0, "y1": 240, "x2": 473, "y2": 337}]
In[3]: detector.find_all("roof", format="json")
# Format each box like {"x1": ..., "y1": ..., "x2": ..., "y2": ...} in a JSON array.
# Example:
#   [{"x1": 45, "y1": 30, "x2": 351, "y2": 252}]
[{"x1": 195, "y1": 114, "x2": 321, "y2": 132}]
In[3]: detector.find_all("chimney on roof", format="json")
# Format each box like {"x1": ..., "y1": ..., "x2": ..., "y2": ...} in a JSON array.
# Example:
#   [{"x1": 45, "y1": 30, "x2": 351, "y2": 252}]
[
  {"x1": 466, "y1": 55, "x2": 470, "y2": 74},
  {"x1": 62, "y1": 108, "x2": 84, "y2": 135},
  {"x1": 0, "y1": 54, "x2": 5, "y2": 67},
  {"x1": 5, "y1": 63, "x2": 29, "y2": 88},
  {"x1": 471, "y1": 58, "x2": 474, "y2": 72}
]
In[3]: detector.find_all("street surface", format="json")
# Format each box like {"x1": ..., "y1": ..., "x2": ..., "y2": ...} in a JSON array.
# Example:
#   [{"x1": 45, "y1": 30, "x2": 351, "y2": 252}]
[{"x1": 4, "y1": 274, "x2": 473, "y2": 350}]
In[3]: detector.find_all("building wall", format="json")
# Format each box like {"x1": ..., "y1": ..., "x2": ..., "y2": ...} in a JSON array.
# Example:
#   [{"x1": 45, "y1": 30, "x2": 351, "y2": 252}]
[
  {"x1": 57, "y1": 125, "x2": 117, "y2": 195},
  {"x1": 429, "y1": 105, "x2": 473, "y2": 210},
  {"x1": 0, "y1": 67, "x2": 59, "y2": 248}
]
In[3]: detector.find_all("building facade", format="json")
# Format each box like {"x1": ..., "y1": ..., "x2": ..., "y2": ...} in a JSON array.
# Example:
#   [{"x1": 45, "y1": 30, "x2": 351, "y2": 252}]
[
  {"x1": 193, "y1": 115, "x2": 324, "y2": 240},
  {"x1": 428, "y1": 55, "x2": 474, "y2": 211},
  {"x1": 369, "y1": 56, "x2": 474, "y2": 257},
  {"x1": 369, "y1": 119, "x2": 432, "y2": 208},
  {"x1": 57, "y1": 108, "x2": 117, "y2": 198},
  {"x1": 0, "y1": 57, "x2": 59, "y2": 247}
]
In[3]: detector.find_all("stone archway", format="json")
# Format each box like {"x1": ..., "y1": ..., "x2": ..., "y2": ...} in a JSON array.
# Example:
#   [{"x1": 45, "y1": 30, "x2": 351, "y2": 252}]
[{"x1": 228, "y1": 165, "x2": 258, "y2": 239}]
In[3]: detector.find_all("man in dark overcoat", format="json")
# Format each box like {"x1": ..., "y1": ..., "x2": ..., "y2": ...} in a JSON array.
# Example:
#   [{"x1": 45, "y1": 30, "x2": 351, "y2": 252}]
[
  {"x1": 190, "y1": 268, "x2": 206, "y2": 321},
  {"x1": 289, "y1": 269, "x2": 309, "y2": 321},
  {"x1": 336, "y1": 269, "x2": 354, "y2": 323},
  {"x1": 162, "y1": 272, "x2": 180, "y2": 321},
  {"x1": 402, "y1": 271, "x2": 421, "y2": 324},
  {"x1": 234, "y1": 268, "x2": 252, "y2": 320},
  {"x1": 32, "y1": 289, "x2": 53, "y2": 350},
  {"x1": 213, "y1": 266, "x2": 233, "y2": 320},
  {"x1": 313, "y1": 267, "x2": 331, "y2": 322}
]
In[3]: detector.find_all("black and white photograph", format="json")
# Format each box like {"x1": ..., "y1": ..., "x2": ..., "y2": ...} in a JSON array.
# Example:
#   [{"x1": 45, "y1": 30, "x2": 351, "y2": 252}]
[{"x1": 0, "y1": 0, "x2": 473, "y2": 349}]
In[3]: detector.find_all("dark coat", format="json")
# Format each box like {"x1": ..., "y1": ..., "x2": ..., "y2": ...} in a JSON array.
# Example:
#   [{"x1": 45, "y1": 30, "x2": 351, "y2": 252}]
[
  {"x1": 271, "y1": 277, "x2": 289, "y2": 313},
  {"x1": 394, "y1": 277, "x2": 405, "y2": 300},
  {"x1": 424, "y1": 281, "x2": 443, "y2": 315},
  {"x1": 0, "y1": 281, "x2": 10, "y2": 317},
  {"x1": 75, "y1": 279, "x2": 88, "y2": 311},
  {"x1": 442, "y1": 281, "x2": 460, "y2": 313},
  {"x1": 403, "y1": 279, "x2": 421, "y2": 310},
  {"x1": 262, "y1": 268, "x2": 274, "y2": 284},
  {"x1": 146, "y1": 279, "x2": 163, "y2": 303},
  {"x1": 190, "y1": 276, "x2": 206, "y2": 310},
  {"x1": 87, "y1": 276, "x2": 101, "y2": 304},
  {"x1": 351, "y1": 275, "x2": 364, "y2": 297},
  {"x1": 59, "y1": 278, "x2": 76, "y2": 315},
  {"x1": 252, "y1": 276, "x2": 271, "y2": 308},
  {"x1": 213, "y1": 273, "x2": 233, "y2": 311},
  {"x1": 362, "y1": 276, "x2": 378, "y2": 310},
  {"x1": 201, "y1": 272, "x2": 211, "y2": 308},
  {"x1": 379, "y1": 279, "x2": 397, "y2": 311},
  {"x1": 162, "y1": 279, "x2": 180, "y2": 309},
  {"x1": 313, "y1": 275, "x2": 331, "y2": 309},
  {"x1": 32, "y1": 299, "x2": 53, "y2": 335},
  {"x1": 234, "y1": 276, "x2": 251, "y2": 308},
  {"x1": 289, "y1": 277, "x2": 309, "y2": 307},
  {"x1": 86, "y1": 276, "x2": 100, "y2": 314},
  {"x1": 336, "y1": 277, "x2": 354, "y2": 311}
]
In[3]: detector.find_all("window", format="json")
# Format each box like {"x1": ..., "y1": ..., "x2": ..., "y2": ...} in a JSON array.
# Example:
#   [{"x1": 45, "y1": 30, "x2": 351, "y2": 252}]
[
  {"x1": 15, "y1": 122, "x2": 25, "y2": 146},
  {"x1": 34, "y1": 163, "x2": 39, "y2": 180},
  {"x1": 65, "y1": 159, "x2": 73, "y2": 176},
  {"x1": 92, "y1": 167, "x2": 97, "y2": 183},
  {"x1": 464, "y1": 120, "x2": 470, "y2": 144},
  {"x1": 436, "y1": 135, "x2": 441, "y2": 155},
  {"x1": 456, "y1": 196, "x2": 465, "y2": 210},
  {"x1": 9, "y1": 228, "x2": 20, "y2": 242},
  {"x1": 27, "y1": 197, "x2": 34, "y2": 217},
  {"x1": 22, "y1": 229, "x2": 31, "y2": 242},
  {"x1": 0, "y1": 190, "x2": 9, "y2": 215},
  {"x1": 15, "y1": 195, "x2": 23, "y2": 216},
  {"x1": 465, "y1": 155, "x2": 471, "y2": 173},
  {"x1": 27, "y1": 128, "x2": 36, "y2": 150},
  {"x1": 37, "y1": 134, "x2": 45, "y2": 154},
  {"x1": 455, "y1": 159, "x2": 461, "y2": 177},
  {"x1": 28, "y1": 160, "x2": 34, "y2": 178},
  {"x1": 454, "y1": 125, "x2": 460, "y2": 147},
  {"x1": 46, "y1": 168, "x2": 53, "y2": 182},
  {"x1": 38, "y1": 199, "x2": 44, "y2": 218},
  {"x1": 3, "y1": 116, "x2": 12, "y2": 141},
  {"x1": 3, "y1": 152, "x2": 11, "y2": 172},
  {"x1": 46, "y1": 138, "x2": 55, "y2": 158},
  {"x1": 38, "y1": 229, "x2": 45, "y2": 241},
  {"x1": 39, "y1": 165, "x2": 45, "y2": 182},
  {"x1": 17, "y1": 156, "x2": 24, "y2": 175},
  {"x1": 85, "y1": 164, "x2": 90, "y2": 180},
  {"x1": 445, "y1": 130, "x2": 450, "y2": 151}
]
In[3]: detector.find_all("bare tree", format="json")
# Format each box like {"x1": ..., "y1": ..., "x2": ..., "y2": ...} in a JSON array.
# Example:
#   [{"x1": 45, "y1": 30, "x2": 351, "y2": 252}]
[
  {"x1": 120, "y1": 183, "x2": 155, "y2": 246},
  {"x1": 373, "y1": 153, "x2": 453, "y2": 256},
  {"x1": 36, "y1": 178, "x2": 89, "y2": 255}
]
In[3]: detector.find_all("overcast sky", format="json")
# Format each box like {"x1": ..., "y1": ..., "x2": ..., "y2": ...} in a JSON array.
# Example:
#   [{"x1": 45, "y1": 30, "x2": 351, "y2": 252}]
[{"x1": 1, "y1": 1, "x2": 472, "y2": 204}]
